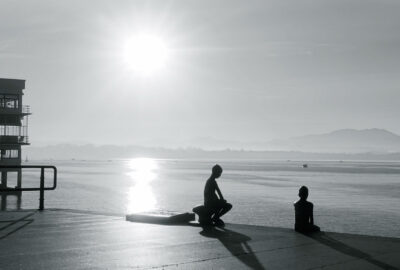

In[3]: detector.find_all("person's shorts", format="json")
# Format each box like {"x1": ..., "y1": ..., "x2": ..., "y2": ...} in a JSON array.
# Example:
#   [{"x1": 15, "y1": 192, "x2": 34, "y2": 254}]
[{"x1": 205, "y1": 200, "x2": 231, "y2": 212}]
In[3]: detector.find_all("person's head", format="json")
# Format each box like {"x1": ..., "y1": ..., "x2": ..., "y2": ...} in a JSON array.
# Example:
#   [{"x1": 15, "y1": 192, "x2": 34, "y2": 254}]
[
  {"x1": 298, "y1": 186, "x2": 309, "y2": 200},
  {"x1": 211, "y1": 164, "x2": 223, "y2": 178}
]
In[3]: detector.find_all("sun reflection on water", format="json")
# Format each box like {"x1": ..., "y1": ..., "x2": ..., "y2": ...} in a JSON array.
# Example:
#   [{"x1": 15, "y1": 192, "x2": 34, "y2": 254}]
[{"x1": 126, "y1": 158, "x2": 158, "y2": 214}]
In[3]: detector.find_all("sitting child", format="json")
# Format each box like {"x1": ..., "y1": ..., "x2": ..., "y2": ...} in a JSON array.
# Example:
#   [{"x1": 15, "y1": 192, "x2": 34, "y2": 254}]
[
  {"x1": 294, "y1": 186, "x2": 320, "y2": 233},
  {"x1": 203, "y1": 164, "x2": 232, "y2": 226}
]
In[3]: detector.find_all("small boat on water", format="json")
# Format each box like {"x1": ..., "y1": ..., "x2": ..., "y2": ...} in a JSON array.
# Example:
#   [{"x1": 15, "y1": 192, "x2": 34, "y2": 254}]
[{"x1": 302, "y1": 164, "x2": 308, "y2": 168}]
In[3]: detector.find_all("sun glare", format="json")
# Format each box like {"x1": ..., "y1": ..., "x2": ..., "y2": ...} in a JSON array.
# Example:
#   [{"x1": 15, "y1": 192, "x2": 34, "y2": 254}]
[
  {"x1": 126, "y1": 158, "x2": 158, "y2": 213},
  {"x1": 123, "y1": 34, "x2": 169, "y2": 75}
]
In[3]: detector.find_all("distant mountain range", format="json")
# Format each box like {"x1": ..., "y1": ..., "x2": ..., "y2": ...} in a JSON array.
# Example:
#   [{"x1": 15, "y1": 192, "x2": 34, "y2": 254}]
[
  {"x1": 174, "y1": 128, "x2": 400, "y2": 153},
  {"x1": 24, "y1": 129, "x2": 400, "y2": 160},
  {"x1": 267, "y1": 128, "x2": 400, "y2": 153},
  {"x1": 23, "y1": 143, "x2": 400, "y2": 161}
]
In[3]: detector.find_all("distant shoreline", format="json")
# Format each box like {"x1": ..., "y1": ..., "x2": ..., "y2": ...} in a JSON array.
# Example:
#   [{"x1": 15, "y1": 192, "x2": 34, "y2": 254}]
[{"x1": 24, "y1": 144, "x2": 400, "y2": 161}]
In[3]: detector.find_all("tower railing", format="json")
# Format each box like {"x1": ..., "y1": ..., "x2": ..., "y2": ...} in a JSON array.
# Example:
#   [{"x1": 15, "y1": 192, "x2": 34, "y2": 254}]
[
  {"x1": 0, "y1": 105, "x2": 31, "y2": 114},
  {"x1": 0, "y1": 135, "x2": 29, "y2": 144},
  {"x1": 0, "y1": 165, "x2": 57, "y2": 210},
  {"x1": 22, "y1": 105, "x2": 31, "y2": 114}
]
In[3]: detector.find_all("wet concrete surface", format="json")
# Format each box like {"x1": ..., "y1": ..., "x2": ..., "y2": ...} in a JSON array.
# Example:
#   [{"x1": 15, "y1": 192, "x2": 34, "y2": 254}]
[{"x1": 0, "y1": 209, "x2": 399, "y2": 269}]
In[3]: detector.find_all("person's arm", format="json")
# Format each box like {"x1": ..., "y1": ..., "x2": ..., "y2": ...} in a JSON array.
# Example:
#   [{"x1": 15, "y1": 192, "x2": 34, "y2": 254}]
[
  {"x1": 310, "y1": 203, "x2": 314, "y2": 225},
  {"x1": 215, "y1": 182, "x2": 225, "y2": 201}
]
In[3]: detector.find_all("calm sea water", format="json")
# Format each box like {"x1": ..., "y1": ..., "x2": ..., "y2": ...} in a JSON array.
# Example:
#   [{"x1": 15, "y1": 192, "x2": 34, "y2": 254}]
[{"x1": 5, "y1": 159, "x2": 400, "y2": 238}]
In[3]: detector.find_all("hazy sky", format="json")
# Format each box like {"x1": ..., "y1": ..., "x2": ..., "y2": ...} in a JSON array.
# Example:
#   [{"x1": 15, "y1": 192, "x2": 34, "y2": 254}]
[{"x1": 1, "y1": 0, "x2": 399, "y2": 147}]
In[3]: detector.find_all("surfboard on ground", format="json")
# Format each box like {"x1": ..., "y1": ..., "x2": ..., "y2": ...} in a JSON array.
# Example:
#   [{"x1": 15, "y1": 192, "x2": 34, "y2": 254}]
[{"x1": 126, "y1": 210, "x2": 195, "y2": 225}]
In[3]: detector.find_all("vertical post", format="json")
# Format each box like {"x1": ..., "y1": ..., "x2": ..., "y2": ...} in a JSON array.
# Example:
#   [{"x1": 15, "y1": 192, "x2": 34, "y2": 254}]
[
  {"x1": 17, "y1": 168, "x2": 22, "y2": 188},
  {"x1": 1, "y1": 171, "x2": 7, "y2": 188},
  {"x1": 17, "y1": 145, "x2": 22, "y2": 188},
  {"x1": 1, "y1": 194, "x2": 6, "y2": 211},
  {"x1": 39, "y1": 167, "x2": 44, "y2": 210}
]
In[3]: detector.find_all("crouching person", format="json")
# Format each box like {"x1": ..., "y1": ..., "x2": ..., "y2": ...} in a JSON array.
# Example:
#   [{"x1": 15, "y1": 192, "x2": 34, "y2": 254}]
[{"x1": 203, "y1": 164, "x2": 232, "y2": 226}]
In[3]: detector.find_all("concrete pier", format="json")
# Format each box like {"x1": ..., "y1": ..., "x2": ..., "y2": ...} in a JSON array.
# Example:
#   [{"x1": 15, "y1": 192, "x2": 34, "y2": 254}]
[{"x1": 0, "y1": 209, "x2": 399, "y2": 269}]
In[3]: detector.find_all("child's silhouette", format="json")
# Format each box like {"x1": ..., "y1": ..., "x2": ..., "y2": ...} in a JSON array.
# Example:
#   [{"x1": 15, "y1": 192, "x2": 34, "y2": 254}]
[
  {"x1": 294, "y1": 186, "x2": 320, "y2": 233},
  {"x1": 203, "y1": 164, "x2": 232, "y2": 226}
]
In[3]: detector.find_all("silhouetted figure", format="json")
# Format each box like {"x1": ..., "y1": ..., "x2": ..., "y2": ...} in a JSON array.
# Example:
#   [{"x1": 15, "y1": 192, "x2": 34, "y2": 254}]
[
  {"x1": 294, "y1": 186, "x2": 320, "y2": 233},
  {"x1": 193, "y1": 164, "x2": 232, "y2": 226}
]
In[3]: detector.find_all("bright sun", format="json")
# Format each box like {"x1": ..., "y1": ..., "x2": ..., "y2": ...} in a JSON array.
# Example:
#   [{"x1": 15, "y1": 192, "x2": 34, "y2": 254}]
[{"x1": 123, "y1": 34, "x2": 169, "y2": 75}]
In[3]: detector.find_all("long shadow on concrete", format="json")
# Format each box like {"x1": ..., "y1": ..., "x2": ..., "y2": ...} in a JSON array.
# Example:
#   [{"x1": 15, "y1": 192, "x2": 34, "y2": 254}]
[
  {"x1": 0, "y1": 211, "x2": 35, "y2": 240},
  {"x1": 308, "y1": 232, "x2": 399, "y2": 270},
  {"x1": 200, "y1": 226, "x2": 265, "y2": 270}
]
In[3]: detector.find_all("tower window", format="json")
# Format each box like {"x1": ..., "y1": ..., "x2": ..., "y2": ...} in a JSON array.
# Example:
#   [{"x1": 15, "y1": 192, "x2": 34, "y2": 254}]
[
  {"x1": 0, "y1": 149, "x2": 19, "y2": 159},
  {"x1": 0, "y1": 95, "x2": 19, "y2": 109}
]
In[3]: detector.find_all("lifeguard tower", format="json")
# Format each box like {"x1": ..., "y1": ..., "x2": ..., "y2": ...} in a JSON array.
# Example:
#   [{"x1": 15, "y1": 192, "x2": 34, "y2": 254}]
[{"x1": 0, "y1": 78, "x2": 30, "y2": 189}]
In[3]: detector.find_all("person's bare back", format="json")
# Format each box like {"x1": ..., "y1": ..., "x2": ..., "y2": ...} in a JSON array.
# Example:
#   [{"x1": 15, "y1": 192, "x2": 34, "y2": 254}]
[{"x1": 294, "y1": 186, "x2": 320, "y2": 233}]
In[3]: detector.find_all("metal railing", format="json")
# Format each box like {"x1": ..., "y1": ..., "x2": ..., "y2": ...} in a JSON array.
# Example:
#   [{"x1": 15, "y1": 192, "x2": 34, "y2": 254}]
[
  {"x1": 0, "y1": 135, "x2": 29, "y2": 144},
  {"x1": 0, "y1": 105, "x2": 31, "y2": 114},
  {"x1": 0, "y1": 165, "x2": 57, "y2": 210},
  {"x1": 22, "y1": 105, "x2": 31, "y2": 114}
]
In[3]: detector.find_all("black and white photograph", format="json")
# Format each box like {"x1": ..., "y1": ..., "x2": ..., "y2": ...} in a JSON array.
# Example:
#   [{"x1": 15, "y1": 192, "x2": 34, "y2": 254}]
[{"x1": 1, "y1": 1, "x2": 400, "y2": 269}]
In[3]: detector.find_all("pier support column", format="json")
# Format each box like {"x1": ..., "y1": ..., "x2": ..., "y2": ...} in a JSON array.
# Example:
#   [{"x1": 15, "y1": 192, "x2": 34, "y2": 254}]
[
  {"x1": 1, "y1": 171, "x2": 7, "y2": 188},
  {"x1": 17, "y1": 168, "x2": 22, "y2": 188}
]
